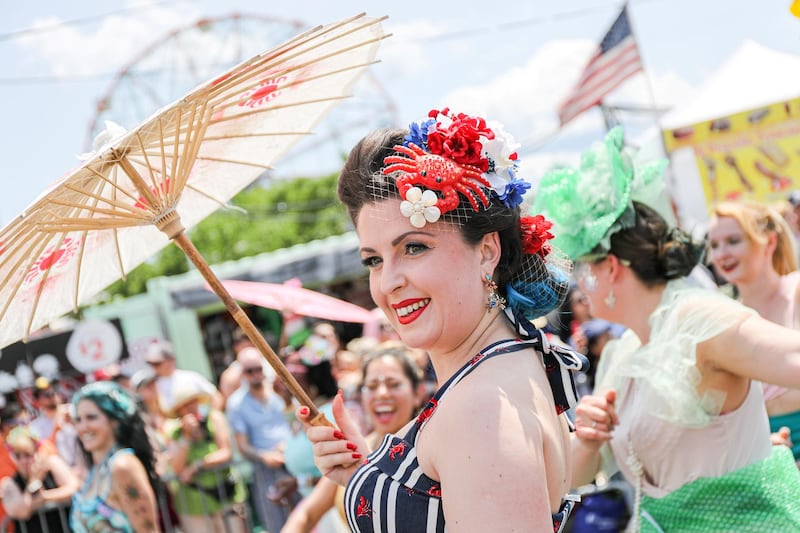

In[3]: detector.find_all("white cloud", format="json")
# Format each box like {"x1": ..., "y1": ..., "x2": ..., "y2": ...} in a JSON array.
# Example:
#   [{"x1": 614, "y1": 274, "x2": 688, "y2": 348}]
[
  {"x1": 381, "y1": 19, "x2": 439, "y2": 77},
  {"x1": 440, "y1": 38, "x2": 697, "y2": 133},
  {"x1": 15, "y1": 3, "x2": 198, "y2": 77},
  {"x1": 519, "y1": 150, "x2": 582, "y2": 184}
]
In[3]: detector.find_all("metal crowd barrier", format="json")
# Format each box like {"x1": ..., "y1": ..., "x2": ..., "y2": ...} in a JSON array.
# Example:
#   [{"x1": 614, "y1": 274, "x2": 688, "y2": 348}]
[{"x1": 0, "y1": 460, "x2": 262, "y2": 533}]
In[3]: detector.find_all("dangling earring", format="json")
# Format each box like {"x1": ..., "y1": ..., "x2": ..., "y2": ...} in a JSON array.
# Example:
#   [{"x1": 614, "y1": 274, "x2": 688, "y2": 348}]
[
  {"x1": 604, "y1": 288, "x2": 616, "y2": 309},
  {"x1": 484, "y1": 273, "x2": 506, "y2": 312}
]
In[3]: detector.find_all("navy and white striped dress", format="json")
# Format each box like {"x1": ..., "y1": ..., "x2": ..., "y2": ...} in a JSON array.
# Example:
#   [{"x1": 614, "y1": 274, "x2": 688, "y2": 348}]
[{"x1": 344, "y1": 331, "x2": 586, "y2": 533}]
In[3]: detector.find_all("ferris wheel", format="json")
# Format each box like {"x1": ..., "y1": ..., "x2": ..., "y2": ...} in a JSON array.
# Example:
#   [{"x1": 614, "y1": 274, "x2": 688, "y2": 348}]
[{"x1": 86, "y1": 13, "x2": 397, "y2": 180}]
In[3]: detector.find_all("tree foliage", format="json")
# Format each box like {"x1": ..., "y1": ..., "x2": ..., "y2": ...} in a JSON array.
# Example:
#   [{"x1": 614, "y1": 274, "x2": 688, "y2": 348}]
[{"x1": 101, "y1": 172, "x2": 350, "y2": 300}]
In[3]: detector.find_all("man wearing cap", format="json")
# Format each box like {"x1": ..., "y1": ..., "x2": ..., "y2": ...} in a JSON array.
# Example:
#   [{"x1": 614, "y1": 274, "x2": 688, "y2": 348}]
[
  {"x1": 226, "y1": 347, "x2": 294, "y2": 533},
  {"x1": 145, "y1": 340, "x2": 223, "y2": 415}
]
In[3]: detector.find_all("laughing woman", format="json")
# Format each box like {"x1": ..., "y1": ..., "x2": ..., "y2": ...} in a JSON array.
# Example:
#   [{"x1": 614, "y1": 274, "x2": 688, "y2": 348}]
[
  {"x1": 70, "y1": 381, "x2": 160, "y2": 533},
  {"x1": 708, "y1": 200, "x2": 800, "y2": 461},
  {"x1": 297, "y1": 108, "x2": 587, "y2": 532},
  {"x1": 282, "y1": 343, "x2": 424, "y2": 532}
]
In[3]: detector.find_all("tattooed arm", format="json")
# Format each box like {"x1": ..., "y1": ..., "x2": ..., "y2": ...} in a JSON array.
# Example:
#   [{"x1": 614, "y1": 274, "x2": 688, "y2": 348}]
[{"x1": 109, "y1": 453, "x2": 158, "y2": 533}]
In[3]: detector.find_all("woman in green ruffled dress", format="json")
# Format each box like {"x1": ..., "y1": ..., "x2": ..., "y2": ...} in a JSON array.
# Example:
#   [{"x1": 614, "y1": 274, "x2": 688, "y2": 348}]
[{"x1": 535, "y1": 128, "x2": 800, "y2": 532}]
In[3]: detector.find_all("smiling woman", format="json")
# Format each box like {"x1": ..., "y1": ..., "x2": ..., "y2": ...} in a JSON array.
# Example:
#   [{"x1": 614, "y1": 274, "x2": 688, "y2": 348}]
[
  {"x1": 296, "y1": 107, "x2": 588, "y2": 532},
  {"x1": 282, "y1": 342, "x2": 423, "y2": 533},
  {"x1": 70, "y1": 381, "x2": 160, "y2": 533},
  {"x1": 708, "y1": 200, "x2": 800, "y2": 463},
  {"x1": 0, "y1": 426, "x2": 80, "y2": 533}
]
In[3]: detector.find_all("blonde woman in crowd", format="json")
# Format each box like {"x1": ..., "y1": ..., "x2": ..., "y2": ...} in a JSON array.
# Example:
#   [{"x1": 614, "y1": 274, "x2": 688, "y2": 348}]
[
  {"x1": 0, "y1": 426, "x2": 80, "y2": 532},
  {"x1": 708, "y1": 200, "x2": 800, "y2": 460}
]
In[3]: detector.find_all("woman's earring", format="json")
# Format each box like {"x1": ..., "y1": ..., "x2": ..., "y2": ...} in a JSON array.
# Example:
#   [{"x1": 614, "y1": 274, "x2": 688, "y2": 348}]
[
  {"x1": 604, "y1": 288, "x2": 616, "y2": 309},
  {"x1": 484, "y1": 274, "x2": 506, "y2": 312}
]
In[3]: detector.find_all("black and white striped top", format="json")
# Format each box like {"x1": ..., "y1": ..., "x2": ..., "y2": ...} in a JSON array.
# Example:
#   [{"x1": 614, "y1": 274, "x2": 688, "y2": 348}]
[{"x1": 344, "y1": 332, "x2": 586, "y2": 532}]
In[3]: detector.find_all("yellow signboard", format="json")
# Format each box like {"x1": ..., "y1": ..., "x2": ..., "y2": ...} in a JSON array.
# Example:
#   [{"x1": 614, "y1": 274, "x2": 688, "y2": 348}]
[{"x1": 663, "y1": 96, "x2": 800, "y2": 207}]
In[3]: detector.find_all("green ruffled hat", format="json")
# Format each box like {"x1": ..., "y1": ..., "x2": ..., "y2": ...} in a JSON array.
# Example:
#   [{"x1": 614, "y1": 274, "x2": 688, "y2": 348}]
[{"x1": 532, "y1": 127, "x2": 668, "y2": 260}]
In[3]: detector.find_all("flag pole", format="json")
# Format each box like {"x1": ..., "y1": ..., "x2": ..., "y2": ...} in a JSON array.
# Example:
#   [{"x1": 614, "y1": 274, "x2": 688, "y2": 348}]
[
  {"x1": 623, "y1": 1, "x2": 659, "y2": 116},
  {"x1": 623, "y1": 2, "x2": 683, "y2": 224}
]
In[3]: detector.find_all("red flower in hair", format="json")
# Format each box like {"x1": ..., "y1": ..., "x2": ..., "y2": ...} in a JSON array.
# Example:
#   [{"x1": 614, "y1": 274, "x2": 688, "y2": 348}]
[
  {"x1": 520, "y1": 215, "x2": 554, "y2": 257},
  {"x1": 425, "y1": 108, "x2": 493, "y2": 172}
]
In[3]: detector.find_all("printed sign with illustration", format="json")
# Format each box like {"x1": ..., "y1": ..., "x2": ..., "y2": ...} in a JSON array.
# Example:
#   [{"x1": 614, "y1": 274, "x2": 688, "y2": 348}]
[{"x1": 663, "y1": 96, "x2": 800, "y2": 207}]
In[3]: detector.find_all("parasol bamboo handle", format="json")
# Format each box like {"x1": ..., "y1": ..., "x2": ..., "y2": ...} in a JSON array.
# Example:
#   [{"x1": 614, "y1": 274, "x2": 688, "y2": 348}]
[{"x1": 169, "y1": 229, "x2": 333, "y2": 427}]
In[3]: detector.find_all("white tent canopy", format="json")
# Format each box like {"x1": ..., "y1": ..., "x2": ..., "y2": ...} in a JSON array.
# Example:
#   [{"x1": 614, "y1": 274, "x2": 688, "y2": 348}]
[
  {"x1": 658, "y1": 40, "x2": 800, "y2": 232},
  {"x1": 661, "y1": 40, "x2": 800, "y2": 130}
]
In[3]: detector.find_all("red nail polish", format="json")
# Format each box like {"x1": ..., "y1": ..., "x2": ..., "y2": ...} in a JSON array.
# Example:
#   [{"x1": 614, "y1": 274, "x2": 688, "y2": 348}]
[
  {"x1": 346, "y1": 442, "x2": 357, "y2": 451},
  {"x1": 299, "y1": 406, "x2": 310, "y2": 416},
  {"x1": 333, "y1": 430, "x2": 345, "y2": 440},
  {"x1": 352, "y1": 453, "x2": 362, "y2": 459}
]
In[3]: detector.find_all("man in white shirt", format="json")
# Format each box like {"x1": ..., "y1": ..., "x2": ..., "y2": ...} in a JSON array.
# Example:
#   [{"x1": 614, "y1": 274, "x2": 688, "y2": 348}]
[{"x1": 145, "y1": 340, "x2": 223, "y2": 415}]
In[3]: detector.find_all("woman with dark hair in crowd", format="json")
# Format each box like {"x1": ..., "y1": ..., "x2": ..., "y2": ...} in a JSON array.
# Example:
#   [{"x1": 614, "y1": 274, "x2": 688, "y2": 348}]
[
  {"x1": 297, "y1": 108, "x2": 587, "y2": 531},
  {"x1": 70, "y1": 381, "x2": 160, "y2": 532},
  {"x1": 536, "y1": 127, "x2": 800, "y2": 531},
  {"x1": 282, "y1": 342, "x2": 424, "y2": 532}
]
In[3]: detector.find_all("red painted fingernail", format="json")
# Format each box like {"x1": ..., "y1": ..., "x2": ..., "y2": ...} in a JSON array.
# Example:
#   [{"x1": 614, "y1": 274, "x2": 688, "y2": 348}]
[
  {"x1": 352, "y1": 453, "x2": 362, "y2": 459},
  {"x1": 333, "y1": 430, "x2": 345, "y2": 440},
  {"x1": 299, "y1": 406, "x2": 310, "y2": 416},
  {"x1": 346, "y1": 442, "x2": 357, "y2": 451}
]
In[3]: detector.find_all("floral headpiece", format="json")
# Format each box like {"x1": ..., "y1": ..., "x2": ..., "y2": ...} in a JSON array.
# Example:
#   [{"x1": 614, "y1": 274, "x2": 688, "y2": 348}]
[
  {"x1": 532, "y1": 127, "x2": 668, "y2": 260},
  {"x1": 383, "y1": 108, "x2": 531, "y2": 228}
]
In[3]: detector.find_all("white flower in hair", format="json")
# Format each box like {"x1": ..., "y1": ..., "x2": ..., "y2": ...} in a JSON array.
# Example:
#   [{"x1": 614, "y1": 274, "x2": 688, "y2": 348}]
[
  {"x1": 482, "y1": 121, "x2": 521, "y2": 195},
  {"x1": 400, "y1": 187, "x2": 441, "y2": 228}
]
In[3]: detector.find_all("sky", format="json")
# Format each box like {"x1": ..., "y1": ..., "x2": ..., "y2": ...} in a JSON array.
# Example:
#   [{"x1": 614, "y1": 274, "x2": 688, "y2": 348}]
[{"x1": 1, "y1": 0, "x2": 799, "y2": 227}]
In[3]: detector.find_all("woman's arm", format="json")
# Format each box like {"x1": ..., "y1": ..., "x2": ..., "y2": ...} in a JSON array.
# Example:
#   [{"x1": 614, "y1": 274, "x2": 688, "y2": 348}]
[
  {"x1": 280, "y1": 476, "x2": 339, "y2": 533},
  {"x1": 570, "y1": 390, "x2": 618, "y2": 487},
  {"x1": 701, "y1": 314, "x2": 800, "y2": 387},
  {"x1": 0, "y1": 476, "x2": 34, "y2": 520},
  {"x1": 110, "y1": 453, "x2": 158, "y2": 533},
  {"x1": 180, "y1": 410, "x2": 234, "y2": 481},
  {"x1": 39, "y1": 455, "x2": 80, "y2": 504},
  {"x1": 200, "y1": 409, "x2": 234, "y2": 468}
]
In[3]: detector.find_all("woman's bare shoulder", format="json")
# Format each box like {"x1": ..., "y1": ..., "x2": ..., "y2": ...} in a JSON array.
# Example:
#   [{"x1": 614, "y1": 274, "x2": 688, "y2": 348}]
[{"x1": 109, "y1": 450, "x2": 144, "y2": 475}]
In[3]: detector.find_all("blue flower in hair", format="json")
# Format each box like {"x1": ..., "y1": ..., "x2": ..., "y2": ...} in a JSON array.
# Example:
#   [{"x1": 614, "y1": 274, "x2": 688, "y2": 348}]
[
  {"x1": 404, "y1": 118, "x2": 435, "y2": 149},
  {"x1": 496, "y1": 178, "x2": 531, "y2": 209}
]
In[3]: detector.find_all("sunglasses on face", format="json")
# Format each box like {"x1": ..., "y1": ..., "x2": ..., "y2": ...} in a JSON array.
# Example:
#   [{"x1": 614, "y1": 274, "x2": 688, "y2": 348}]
[{"x1": 242, "y1": 366, "x2": 263, "y2": 375}]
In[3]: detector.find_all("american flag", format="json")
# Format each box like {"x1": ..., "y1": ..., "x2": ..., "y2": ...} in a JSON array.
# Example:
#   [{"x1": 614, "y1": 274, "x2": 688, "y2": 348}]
[{"x1": 558, "y1": 6, "x2": 643, "y2": 126}]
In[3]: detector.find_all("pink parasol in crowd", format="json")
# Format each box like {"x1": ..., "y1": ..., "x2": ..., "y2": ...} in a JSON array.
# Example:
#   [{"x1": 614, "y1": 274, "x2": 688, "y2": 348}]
[{"x1": 216, "y1": 278, "x2": 375, "y2": 323}]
